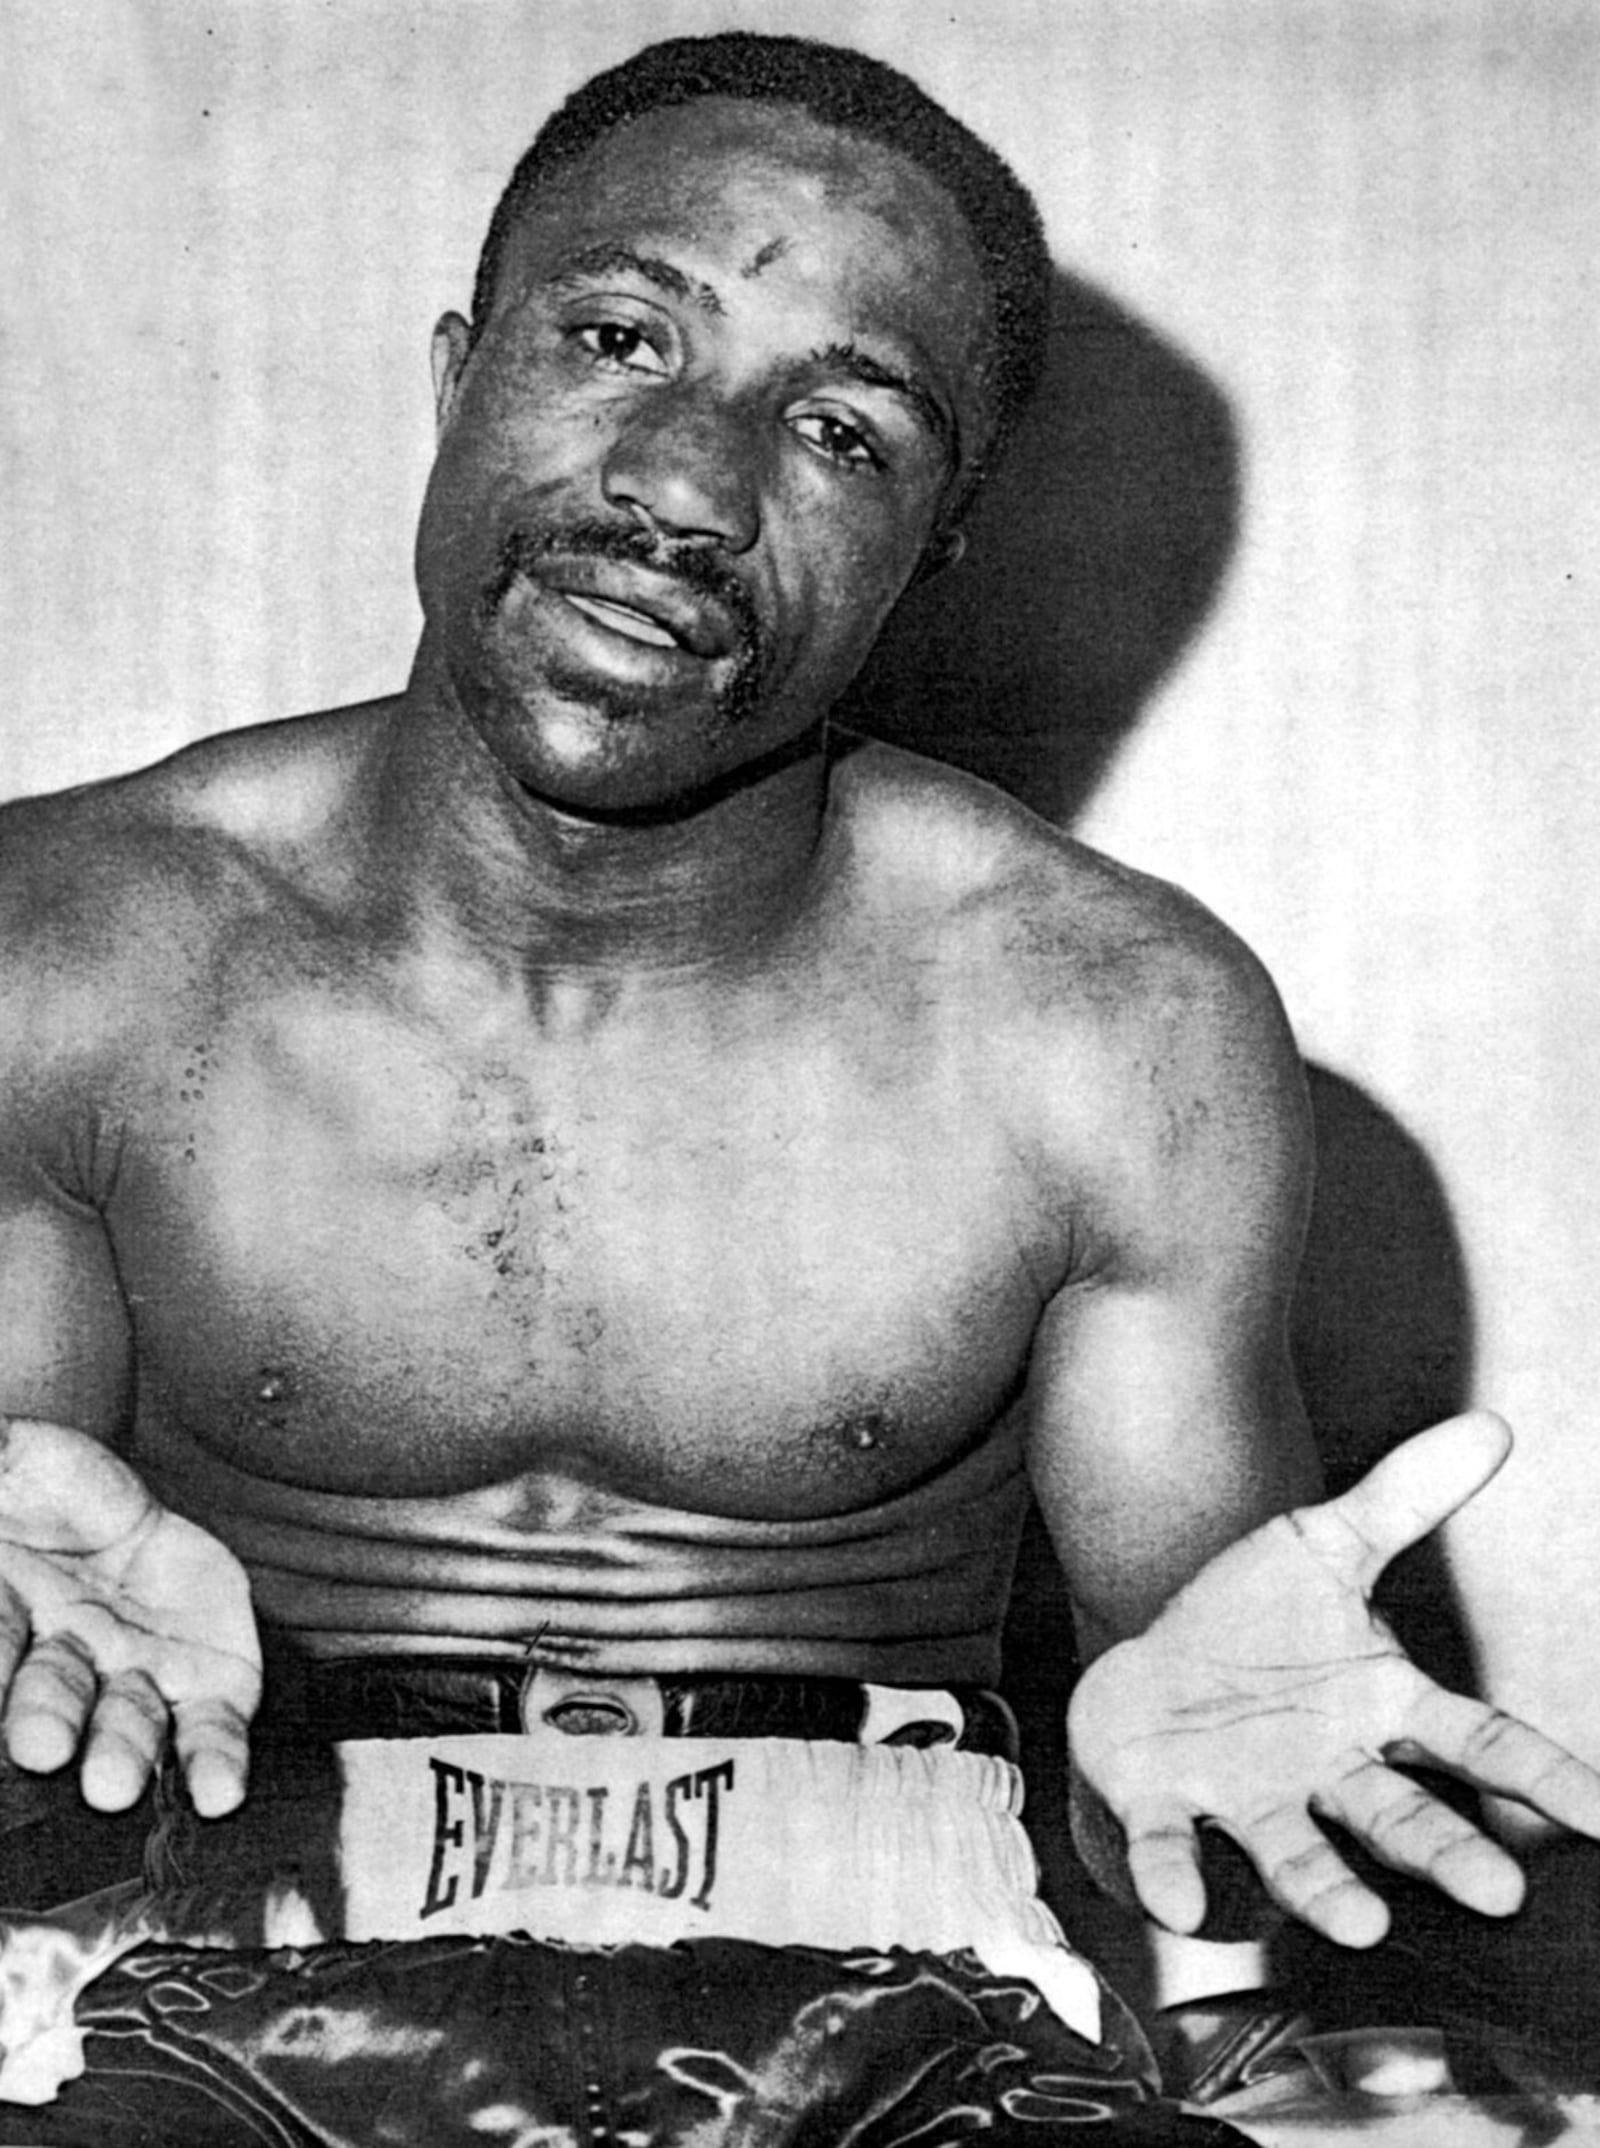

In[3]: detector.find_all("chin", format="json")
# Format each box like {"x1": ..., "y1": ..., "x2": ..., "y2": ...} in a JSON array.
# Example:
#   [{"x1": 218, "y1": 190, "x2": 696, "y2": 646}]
[
  {"x1": 472, "y1": 704, "x2": 739, "y2": 823},
  {"x1": 463, "y1": 652, "x2": 805, "y2": 822},
  {"x1": 507, "y1": 717, "x2": 826, "y2": 827}
]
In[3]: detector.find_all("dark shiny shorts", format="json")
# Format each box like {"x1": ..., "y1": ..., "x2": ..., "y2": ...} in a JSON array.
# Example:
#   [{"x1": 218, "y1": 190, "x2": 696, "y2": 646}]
[
  {"x1": 0, "y1": 1661, "x2": 1254, "y2": 2145},
  {"x1": 0, "y1": 1938, "x2": 1256, "y2": 2148}
]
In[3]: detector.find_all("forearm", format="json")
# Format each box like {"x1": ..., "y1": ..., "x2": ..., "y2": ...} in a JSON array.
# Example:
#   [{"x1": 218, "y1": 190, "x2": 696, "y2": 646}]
[{"x1": 1034, "y1": 1369, "x2": 1320, "y2": 1658}]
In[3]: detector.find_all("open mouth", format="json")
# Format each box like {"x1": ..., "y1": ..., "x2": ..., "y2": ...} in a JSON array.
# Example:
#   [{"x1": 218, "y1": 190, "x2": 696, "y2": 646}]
[
  {"x1": 561, "y1": 592, "x2": 682, "y2": 650},
  {"x1": 487, "y1": 526, "x2": 753, "y2": 670},
  {"x1": 539, "y1": 557, "x2": 743, "y2": 663}
]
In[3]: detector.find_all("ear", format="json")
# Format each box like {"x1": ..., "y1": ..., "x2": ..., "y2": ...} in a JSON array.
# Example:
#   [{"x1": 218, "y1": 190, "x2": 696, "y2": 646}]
[
  {"x1": 912, "y1": 526, "x2": 968, "y2": 585},
  {"x1": 430, "y1": 312, "x2": 473, "y2": 434}
]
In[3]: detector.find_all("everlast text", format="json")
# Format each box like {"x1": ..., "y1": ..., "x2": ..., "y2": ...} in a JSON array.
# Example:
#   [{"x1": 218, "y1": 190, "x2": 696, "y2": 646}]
[{"x1": 421, "y1": 1758, "x2": 737, "y2": 1920}]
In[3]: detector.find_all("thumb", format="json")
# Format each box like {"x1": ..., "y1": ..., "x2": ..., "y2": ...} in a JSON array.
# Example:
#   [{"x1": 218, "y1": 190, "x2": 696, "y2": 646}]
[
  {"x1": 0, "y1": 1418, "x2": 156, "y2": 1552},
  {"x1": 1321, "y1": 1410, "x2": 1512, "y2": 1582}
]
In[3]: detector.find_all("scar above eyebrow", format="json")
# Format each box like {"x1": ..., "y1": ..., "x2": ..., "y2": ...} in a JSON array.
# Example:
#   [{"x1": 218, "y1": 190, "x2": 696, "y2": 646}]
[
  {"x1": 546, "y1": 242, "x2": 724, "y2": 317},
  {"x1": 741, "y1": 236, "x2": 791, "y2": 279},
  {"x1": 812, "y1": 340, "x2": 953, "y2": 454}
]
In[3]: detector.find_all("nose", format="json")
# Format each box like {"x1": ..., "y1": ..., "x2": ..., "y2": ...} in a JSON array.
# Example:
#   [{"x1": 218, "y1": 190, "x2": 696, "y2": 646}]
[{"x1": 601, "y1": 387, "x2": 761, "y2": 554}]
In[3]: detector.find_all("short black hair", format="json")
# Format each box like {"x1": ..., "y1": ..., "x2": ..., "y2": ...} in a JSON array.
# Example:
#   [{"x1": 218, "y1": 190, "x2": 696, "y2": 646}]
[{"x1": 470, "y1": 32, "x2": 1051, "y2": 515}]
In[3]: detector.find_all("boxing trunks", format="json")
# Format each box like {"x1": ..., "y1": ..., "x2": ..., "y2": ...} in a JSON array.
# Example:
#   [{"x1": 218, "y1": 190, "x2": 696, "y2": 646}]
[{"x1": 0, "y1": 1661, "x2": 1250, "y2": 2144}]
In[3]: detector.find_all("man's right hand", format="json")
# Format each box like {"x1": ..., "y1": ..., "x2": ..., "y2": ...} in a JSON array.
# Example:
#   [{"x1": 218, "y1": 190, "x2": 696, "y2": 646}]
[{"x1": 0, "y1": 1416, "x2": 260, "y2": 1816}]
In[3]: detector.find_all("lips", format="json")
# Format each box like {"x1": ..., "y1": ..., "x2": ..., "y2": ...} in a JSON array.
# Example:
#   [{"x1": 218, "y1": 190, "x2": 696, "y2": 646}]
[
  {"x1": 562, "y1": 594, "x2": 679, "y2": 649},
  {"x1": 535, "y1": 560, "x2": 740, "y2": 663}
]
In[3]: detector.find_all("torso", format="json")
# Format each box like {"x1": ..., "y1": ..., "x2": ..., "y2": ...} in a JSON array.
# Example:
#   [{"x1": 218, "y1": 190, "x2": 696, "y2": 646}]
[
  {"x1": 119, "y1": 918, "x2": 1048, "y2": 1518},
  {"x1": 1, "y1": 712, "x2": 1215, "y2": 1671}
]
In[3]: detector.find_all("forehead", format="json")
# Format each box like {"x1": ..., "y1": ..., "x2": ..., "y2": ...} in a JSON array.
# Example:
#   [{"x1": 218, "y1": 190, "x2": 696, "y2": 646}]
[{"x1": 495, "y1": 99, "x2": 996, "y2": 418}]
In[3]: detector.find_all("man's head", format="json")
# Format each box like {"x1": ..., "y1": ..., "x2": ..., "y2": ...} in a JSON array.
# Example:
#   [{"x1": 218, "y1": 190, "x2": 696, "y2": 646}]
[
  {"x1": 414, "y1": 34, "x2": 1050, "y2": 820},
  {"x1": 471, "y1": 34, "x2": 1050, "y2": 520}
]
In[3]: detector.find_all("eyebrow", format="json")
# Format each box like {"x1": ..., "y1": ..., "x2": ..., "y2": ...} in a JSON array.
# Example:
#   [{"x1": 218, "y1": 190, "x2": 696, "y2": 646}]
[
  {"x1": 540, "y1": 246, "x2": 956, "y2": 464},
  {"x1": 544, "y1": 242, "x2": 724, "y2": 318},
  {"x1": 811, "y1": 340, "x2": 954, "y2": 457}
]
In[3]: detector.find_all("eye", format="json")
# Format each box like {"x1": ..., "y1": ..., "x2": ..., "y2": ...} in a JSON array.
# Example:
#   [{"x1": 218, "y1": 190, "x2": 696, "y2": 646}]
[
  {"x1": 572, "y1": 320, "x2": 670, "y2": 377},
  {"x1": 790, "y1": 411, "x2": 882, "y2": 471}
]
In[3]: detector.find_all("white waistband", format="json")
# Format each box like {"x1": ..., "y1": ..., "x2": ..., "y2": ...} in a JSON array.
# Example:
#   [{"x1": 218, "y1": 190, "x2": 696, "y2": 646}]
[{"x1": 336, "y1": 1730, "x2": 1102, "y2": 2044}]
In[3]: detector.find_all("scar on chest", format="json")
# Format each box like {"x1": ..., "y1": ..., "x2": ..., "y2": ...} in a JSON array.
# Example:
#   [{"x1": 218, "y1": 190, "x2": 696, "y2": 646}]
[
  {"x1": 178, "y1": 1039, "x2": 216, "y2": 1166},
  {"x1": 176, "y1": 1039, "x2": 214, "y2": 1105}
]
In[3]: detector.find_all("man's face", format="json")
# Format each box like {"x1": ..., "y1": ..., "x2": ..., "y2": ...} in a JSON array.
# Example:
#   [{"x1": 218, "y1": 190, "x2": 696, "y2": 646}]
[{"x1": 414, "y1": 98, "x2": 995, "y2": 816}]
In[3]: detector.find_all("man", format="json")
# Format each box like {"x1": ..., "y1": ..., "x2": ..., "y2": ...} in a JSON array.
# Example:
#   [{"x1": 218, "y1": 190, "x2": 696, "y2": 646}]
[{"x1": 0, "y1": 31, "x2": 1595, "y2": 2145}]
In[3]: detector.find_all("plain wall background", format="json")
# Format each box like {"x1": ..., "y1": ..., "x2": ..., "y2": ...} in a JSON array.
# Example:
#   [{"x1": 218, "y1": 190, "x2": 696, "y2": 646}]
[{"x1": 3, "y1": 1, "x2": 1598, "y2": 1751}]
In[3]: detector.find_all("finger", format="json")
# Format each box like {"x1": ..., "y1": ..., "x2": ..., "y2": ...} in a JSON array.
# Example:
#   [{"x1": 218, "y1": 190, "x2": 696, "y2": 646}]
[
  {"x1": 1122, "y1": 1799, "x2": 1207, "y2": 1934},
  {"x1": 3, "y1": 1631, "x2": 97, "y2": 1774},
  {"x1": 173, "y1": 1695, "x2": 252, "y2": 1818},
  {"x1": 1309, "y1": 1413, "x2": 1512, "y2": 1584},
  {"x1": 0, "y1": 1579, "x2": 30, "y2": 1699},
  {"x1": 80, "y1": 1669, "x2": 169, "y2": 1813},
  {"x1": 1401, "y1": 1685, "x2": 1600, "y2": 1839},
  {"x1": 1222, "y1": 1799, "x2": 1390, "y2": 1948},
  {"x1": 1315, "y1": 1758, "x2": 1524, "y2": 1918}
]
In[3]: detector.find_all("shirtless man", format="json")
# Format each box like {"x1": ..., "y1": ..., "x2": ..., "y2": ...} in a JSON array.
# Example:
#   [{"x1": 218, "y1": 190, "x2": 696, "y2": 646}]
[{"x1": 2, "y1": 30, "x2": 1596, "y2": 2144}]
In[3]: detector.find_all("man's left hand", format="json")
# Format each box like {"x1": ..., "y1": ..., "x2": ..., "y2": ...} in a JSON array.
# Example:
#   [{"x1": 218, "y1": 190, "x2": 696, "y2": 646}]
[{"x1": 1067, "y1": 1411, "x2": 1600, "y2": 1947}]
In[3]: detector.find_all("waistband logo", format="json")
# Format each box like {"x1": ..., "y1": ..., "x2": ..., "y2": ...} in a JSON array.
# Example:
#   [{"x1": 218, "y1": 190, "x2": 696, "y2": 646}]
[{"x1": 421, "y1": 1758, "x2": 736, "y2": 1921}]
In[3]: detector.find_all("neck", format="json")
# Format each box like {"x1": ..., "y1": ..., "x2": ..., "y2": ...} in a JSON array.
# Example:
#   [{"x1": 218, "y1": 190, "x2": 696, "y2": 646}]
[{"x1": 368, "y1": 664, "x2": 837, "y2": 981}]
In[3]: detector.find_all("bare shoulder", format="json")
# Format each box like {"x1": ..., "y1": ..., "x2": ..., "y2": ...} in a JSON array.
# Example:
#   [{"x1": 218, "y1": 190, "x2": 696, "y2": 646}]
[
  {"x1": 1, "y1": 702, "x2": 391, "y2": 917},
  {"x1": 0, "y1": 703, "x2": 391, "y2": 1073},
  {"x1": 832, "y1": 740, "x2": 1309, "y2": 1253},
  {"x1": 834, "y1": 737, "x2": 1284, "y2": 1024}
]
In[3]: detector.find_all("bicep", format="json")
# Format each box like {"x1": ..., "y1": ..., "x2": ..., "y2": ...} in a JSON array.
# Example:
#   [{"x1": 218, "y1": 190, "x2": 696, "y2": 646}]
[
  {"x1": 0, "y1": 1152, "x2": 133, "y2": 1440},
  {"x1": 0, "y1": 837, "x2": 153, "y2": 1444},
  {"x1": 1024, "y1": 938, "x2": 1320, "y2": 1652},
  {"x1": 1026, "y1": 1272, "x2": 1317, "y2": 1656}
]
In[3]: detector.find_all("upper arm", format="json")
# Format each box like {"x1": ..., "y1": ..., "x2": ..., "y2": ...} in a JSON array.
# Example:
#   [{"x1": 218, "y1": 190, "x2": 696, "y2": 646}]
[
  {"x1": 0, "y1": 1148, "x2": 133, "y2": 1440},
  {"x1": 0, "y1": 849, "x2": 135, "y2": 1441},
  {"x1": 1022, "y1": 913, "x2": 1319, "y2": 1654}
]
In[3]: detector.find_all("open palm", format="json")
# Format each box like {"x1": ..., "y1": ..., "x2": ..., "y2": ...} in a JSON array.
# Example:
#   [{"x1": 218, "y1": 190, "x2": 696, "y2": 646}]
[
  {"x1": 1067, "y1": 1412, "x2": 1600, "y2": 1946},
  {"x1": 0, "y1": 1417, "x2": 260, "y2": 1815}
]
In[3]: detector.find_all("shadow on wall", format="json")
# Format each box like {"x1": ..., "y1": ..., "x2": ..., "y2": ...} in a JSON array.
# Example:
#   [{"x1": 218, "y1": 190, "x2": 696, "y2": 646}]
[
  {"x1": 1292, "y1": 1064, "x2": 1477, "y2": 1692},
  {"x1": 837, "y1": 263, "x2": 1240, "y2": 822}
]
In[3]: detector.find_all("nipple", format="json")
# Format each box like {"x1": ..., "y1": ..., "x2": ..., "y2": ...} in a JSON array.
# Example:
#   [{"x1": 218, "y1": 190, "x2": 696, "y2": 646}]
[
  {"x1": 845, "y1": 1409, "x2": 890, "y2": 1453},
  {"x1": 816, "y1": 1403, "x2": 893, "y2": 1460},
  {"x1": 254, "y1": 1368, "x2": 294, "y2": 1428}
]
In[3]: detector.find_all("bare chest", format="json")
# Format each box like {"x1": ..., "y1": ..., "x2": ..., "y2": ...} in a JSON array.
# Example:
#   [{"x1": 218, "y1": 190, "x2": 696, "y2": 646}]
[{"x1": 112, "y1": 989, "x2": 1053, "y2": 1516}]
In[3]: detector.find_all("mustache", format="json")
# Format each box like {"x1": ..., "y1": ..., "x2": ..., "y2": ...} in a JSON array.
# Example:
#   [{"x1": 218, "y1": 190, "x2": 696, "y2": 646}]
[{"x1": 486, "y1": 520, "x2": 764, "y2": 658}]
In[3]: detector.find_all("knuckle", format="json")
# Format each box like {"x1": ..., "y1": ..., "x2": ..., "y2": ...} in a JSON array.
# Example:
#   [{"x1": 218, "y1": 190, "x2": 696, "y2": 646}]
[
  {"x1": 89, "y1": 1718, "x2": 161, "y2": 1764},
  {"x1": 18, "y1": 1632, "x2": 98, "y2": 1699},
  {"x1": 1294, "y1": 1874, "x2": 1364, "y2": 1921},
  {"x1": 1285, "y1": 1502, "x2": 1368, "y2": 1567},
  {"x1": 1427, "y1": 1829, "x2": 1489, "y2": 1872},
  {"x1": 1461, "y1": 1708, "x2": 1522, "y2": 1768},
  {"x1": 173, "y1": 1699, "x2": 247, "y2": 1751},
  {"x1": 1128, "y1": 1810, "x2": 1195, "y2": 1848},
  {"x1": 1272, "y1": 1838, "x2": 1339, "y2": 1887},
  {"x1": 99, "y1": 1674, "x2": 168, "y2": 1732},
  {"x1": 1372, "y1": 1786, "x2": 1440, "y2": 1836},
  {"x1": 1236, "y1": 1796, "x2": 1301, "y2": 1839}
]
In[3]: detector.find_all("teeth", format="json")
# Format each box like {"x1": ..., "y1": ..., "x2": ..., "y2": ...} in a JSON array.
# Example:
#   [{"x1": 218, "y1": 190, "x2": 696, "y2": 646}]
[{"x1": 565, "y1": 593, "x2": 679, "y2": 648}]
